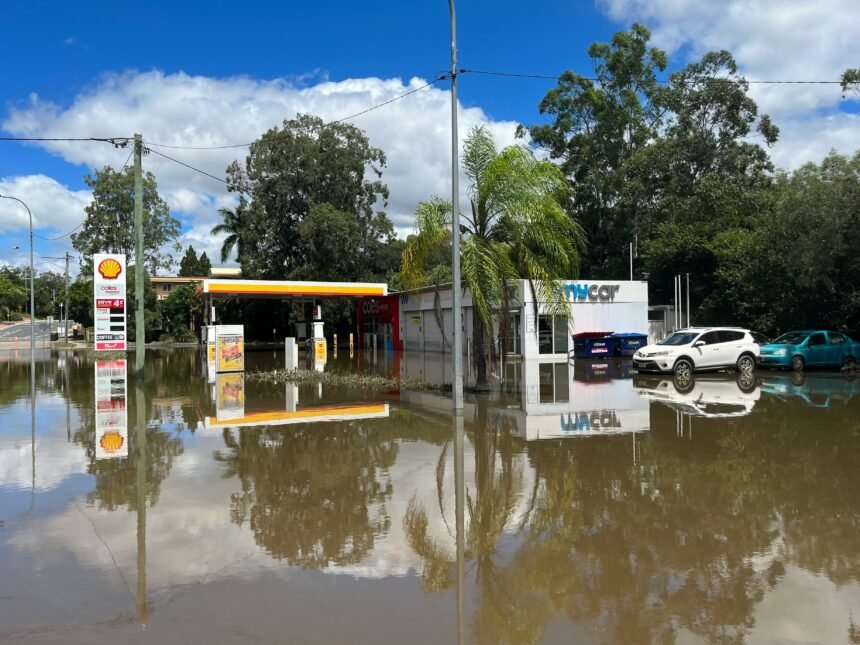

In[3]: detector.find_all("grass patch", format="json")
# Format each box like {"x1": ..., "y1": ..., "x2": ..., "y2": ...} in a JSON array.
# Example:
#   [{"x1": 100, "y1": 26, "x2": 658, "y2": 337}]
[{"x1": 246, "y1": 368, "x2": 451, "y2": 393}]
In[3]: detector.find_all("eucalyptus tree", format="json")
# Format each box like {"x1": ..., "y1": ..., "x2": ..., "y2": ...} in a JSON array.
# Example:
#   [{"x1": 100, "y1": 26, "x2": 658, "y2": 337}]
[{"x1": 401, "y1": 126, "x2": 584, "y2": 390}]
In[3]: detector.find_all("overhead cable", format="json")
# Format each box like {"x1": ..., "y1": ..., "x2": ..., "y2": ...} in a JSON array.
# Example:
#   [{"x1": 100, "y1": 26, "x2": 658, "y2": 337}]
[
  {"x1": 458, "y1": 68, "x2": 843, "y2": 85},
  {"x1": 143, "y1": 74, "x2": 448, "y2": 151}
]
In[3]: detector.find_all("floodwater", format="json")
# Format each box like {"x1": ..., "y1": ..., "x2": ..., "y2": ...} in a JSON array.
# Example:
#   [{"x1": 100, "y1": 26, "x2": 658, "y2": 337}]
[{"x1": 1, "y1": 349, "x2": 860, "y2": 644}]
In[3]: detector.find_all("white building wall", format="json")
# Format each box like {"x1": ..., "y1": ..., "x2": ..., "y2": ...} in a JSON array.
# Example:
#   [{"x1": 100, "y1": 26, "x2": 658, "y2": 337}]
[{"x1": 399, "y1": 280, "x2": 648, "y2": 361}]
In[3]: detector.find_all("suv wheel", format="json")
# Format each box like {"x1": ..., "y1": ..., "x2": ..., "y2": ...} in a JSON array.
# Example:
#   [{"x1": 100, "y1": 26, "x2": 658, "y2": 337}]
[
  {"x1": 736, "y1": 354, "x2": 755, "y2": 373},
  {"x1": 845, "y1": 356, "x2": 857, "y2": 370},
  {"x1": 790, "y1": 355, "x2": 805, "y2": 372},
  {"x1": 673, "y1": 358, "x2": 693, "y2": 379}
]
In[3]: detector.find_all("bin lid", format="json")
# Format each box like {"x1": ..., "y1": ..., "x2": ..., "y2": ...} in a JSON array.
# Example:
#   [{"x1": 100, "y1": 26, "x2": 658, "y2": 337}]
[
  {"x1": 608, "y1": 332, "x2": 647, "y2": 338},
  {"x1": 572, "y1": 331, "x2": 613, "y2": 339}
]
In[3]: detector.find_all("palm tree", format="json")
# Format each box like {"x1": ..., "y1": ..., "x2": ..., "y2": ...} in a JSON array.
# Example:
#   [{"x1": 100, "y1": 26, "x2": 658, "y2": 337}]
[
  {"x1": 401, "y1": 125, "x2": 584, "y2": 390},
  {"x1": 210, "y1": 202, "x2": 249, "y2": 264}
]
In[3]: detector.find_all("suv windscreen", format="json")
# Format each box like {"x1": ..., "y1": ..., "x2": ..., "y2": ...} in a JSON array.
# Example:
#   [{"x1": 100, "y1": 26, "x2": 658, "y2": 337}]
[
  {"x1": 773, "y1": 332, "x2": 809, "y2": 345},
  {"x1": 657, "y1": 332, "x2": 699, "y2": 346}
]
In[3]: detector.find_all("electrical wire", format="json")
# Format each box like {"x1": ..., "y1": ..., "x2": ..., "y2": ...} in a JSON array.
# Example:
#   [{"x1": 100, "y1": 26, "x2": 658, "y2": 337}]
[
  {"x1": 0, "y1": 136, "x2": 131, "y2": 143},
  {"x1": 33, "y1": 218, "x2": 86, "y2": 241},
  {"x1": 328, "y1": 75, "x2": 447, "y2": 124},
  {"x1": 145, "y1": 147, "x2": 232, "y2": 188},
  {"x1": 459, "y1": 68, "x2": 843, "y2": 85},
  {"x1": 142, "y1": 74, "x2": 448, "y2": 151}
]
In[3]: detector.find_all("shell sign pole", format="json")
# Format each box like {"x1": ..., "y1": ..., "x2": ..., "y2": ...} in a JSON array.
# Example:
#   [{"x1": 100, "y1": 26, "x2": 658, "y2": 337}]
[
  {"x1": 93, "y1": 253, "x2": 127, "y2": 351},
  {"x1": 215, "y1": 324, "x2": 245, "y2": 372}
]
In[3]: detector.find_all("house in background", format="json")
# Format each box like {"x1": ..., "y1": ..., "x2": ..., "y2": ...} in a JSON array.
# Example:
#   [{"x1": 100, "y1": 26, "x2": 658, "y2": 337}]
[{"x1": 150, "y1": 267, "x2": 240, "y2": 301}]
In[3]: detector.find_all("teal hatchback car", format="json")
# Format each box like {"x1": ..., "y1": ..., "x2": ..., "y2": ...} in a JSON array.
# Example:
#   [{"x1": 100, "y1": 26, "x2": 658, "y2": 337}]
[{"x1": 759, "y1": 330, "x2": 859, "y2": 371}]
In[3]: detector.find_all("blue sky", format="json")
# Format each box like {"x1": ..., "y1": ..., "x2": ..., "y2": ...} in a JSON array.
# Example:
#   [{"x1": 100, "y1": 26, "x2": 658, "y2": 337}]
[{"x1": 1, "y1": 0, "x2": 858, "y2": 274}]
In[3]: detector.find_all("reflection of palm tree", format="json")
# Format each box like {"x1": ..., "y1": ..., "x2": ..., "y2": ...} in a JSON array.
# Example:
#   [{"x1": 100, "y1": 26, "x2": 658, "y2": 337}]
[{"x1": 400, "y1": 126, "x2": 584, "y2": 389}]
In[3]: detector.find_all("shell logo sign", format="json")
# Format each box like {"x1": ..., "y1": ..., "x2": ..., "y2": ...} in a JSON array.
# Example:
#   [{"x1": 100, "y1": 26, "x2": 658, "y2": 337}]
[
  {"x1": 99, "y1": 431, "x2": 125, "y2": 454},
  {"x1": 97, "y1": 258, "x2": 123, "y2": 279}
]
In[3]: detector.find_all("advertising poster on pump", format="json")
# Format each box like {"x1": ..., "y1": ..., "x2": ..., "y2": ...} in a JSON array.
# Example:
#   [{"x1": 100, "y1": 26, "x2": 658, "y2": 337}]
[
  {"x1": 93, "y1": 253, "x2": 127, "y2": 351},
  {"x1": 94, "y1": 359, "x2": 128, "y2": 459}
]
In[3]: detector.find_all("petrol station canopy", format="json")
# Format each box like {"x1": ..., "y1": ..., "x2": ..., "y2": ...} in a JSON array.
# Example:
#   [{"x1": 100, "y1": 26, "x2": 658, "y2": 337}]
[{"x1": 197, "y1": 279, "x2": 388, "y2": 299}]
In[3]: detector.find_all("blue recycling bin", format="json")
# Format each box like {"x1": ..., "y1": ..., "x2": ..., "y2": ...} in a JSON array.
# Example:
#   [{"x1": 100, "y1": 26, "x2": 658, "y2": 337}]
[
  {"x1": 572, "y1": 332, "x2": 615, "y2": 358},
  {"x1": 609, "y1": 333, "x2": 648, "y2": 357}
]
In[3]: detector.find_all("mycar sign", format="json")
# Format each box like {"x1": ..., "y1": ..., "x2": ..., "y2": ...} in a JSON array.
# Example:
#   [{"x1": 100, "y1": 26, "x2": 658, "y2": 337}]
[
  {"x1": 93, "y1": 254, "x2": 127, "y2": 351},
  {"x1": 561, "y1": 282, "x2": 621, "y2": 302}
]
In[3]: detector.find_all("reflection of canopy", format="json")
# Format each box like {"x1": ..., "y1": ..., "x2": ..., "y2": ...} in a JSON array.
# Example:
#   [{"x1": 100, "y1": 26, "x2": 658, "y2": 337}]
[
  {"x1": 204, "y1": 403, "x2": 390, "y2": 428},
  {"x1": 197, "y1": 279, "x2": 387, "y2": 299}
]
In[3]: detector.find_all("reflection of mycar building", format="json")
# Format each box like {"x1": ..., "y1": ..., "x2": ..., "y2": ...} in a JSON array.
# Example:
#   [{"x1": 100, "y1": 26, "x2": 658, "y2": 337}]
[
  {"x1": 376, "y1": 279, "x2": 648, "y2": 360},
  {"x1": 491, "y1": 361, "x2": 651, "y2": 441}
]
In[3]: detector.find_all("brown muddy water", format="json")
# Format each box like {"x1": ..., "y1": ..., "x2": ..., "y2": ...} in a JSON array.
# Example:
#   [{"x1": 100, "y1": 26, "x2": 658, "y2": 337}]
[{"x1": 1, "y1": 348, "x2": 859, "y2": 644}]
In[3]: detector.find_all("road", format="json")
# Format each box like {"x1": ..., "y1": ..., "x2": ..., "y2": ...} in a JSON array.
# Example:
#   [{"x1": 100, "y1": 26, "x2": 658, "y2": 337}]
[{"x1": 0, "y1": 320, "x2": 53, "y2": 344}]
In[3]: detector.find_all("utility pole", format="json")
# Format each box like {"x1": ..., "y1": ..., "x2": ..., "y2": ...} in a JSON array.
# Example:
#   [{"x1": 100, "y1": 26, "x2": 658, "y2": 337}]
[
  {"x1": 64, "y1": 252, "x2": 70, "y2": 342},
  {"x1": 134, "y1": 133, "x2": 145, "y2": 376},
  {"x1": 449, "y1": 0, "x2": 464, "y2": 411}
]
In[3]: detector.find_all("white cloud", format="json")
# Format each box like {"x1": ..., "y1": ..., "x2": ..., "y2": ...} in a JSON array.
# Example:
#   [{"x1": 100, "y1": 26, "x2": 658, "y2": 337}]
[
  {"x1": 3, "y1": 70, "x2": 521, "y2": 246},
  {"x1": 0, "y1": 174, "x2": 91, "y2": 233},
  {"x1": 596, "y1": 0, "x2": 859, "y2": 140}
]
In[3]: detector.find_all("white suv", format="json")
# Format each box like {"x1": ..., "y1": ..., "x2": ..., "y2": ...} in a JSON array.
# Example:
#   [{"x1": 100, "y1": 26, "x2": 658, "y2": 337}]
[{"x1": 633, "y1": 328, "x2": 760, "y2": 377}]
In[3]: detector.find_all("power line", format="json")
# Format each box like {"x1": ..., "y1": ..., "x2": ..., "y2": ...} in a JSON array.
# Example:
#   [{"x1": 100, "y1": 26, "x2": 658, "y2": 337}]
[
  {"x1": 142, "y1": 74, "x2": 448, "y2": 151},
  {"x1": 145, "y1": 147, "x2": 232, "y2": 188},
  {"x1": 329, "y1": 75, "x2": 447, "y2": 124},
  {"x1": 34, "y1": 218, "x2": 86, "y2": 241},
  {"x1": 459, "y1": 68, "x2": 843, "y2": 85},
  {"x1": 0, "y1": 136, "x2": 131, "y2": 143}
]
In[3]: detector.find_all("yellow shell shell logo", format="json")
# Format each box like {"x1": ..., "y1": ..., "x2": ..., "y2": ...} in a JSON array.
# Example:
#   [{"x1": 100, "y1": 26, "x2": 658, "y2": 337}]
[
  {"x1": 98, "y1": 258, "x2": 122, "y2": 279},
  {"x1": 99, "y1": 431, "x2": 124, "y2": 453}
]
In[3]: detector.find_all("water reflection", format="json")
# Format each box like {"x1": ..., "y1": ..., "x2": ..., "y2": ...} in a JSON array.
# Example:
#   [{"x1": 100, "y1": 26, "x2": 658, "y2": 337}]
[
  {"x1": 1, "y1": 349, "x2": 860, "y2": 643},
  {"x1": 634, "y1": 371, "x2": 761, "y2": 418}
]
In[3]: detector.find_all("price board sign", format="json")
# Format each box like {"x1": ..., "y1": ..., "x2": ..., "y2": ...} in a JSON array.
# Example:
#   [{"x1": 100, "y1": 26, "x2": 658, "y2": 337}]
[{"x1": 93, "y1": 254, "x2": 127, "y2": 351}]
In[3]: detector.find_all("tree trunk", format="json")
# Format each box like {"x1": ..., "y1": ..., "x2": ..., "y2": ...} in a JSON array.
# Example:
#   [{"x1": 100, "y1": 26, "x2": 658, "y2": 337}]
[{"x1": 473, "y1": 307, "x2": 491, "y2": 392}]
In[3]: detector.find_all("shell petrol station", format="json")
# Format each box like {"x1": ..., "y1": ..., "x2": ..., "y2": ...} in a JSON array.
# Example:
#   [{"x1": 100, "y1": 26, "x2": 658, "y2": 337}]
[{"x1": 197, "y1": 277, "x2": 393, "y2": 428}]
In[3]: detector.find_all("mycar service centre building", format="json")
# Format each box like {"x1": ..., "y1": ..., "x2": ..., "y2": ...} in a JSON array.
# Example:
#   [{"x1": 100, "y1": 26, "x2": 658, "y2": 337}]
[{"x1": 359, "y1": 279, "x2": 649, "y2": 361}]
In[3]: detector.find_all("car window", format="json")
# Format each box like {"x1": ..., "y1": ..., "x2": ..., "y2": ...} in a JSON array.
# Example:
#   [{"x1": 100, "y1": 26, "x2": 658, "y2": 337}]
[
  {"x1": 830, "y1": 332, "x2": 845, "y2": 345},
  {"x1": 658, "y1": 332, "x2": 699, "y2": 346},
  {"x1": 808, "y1": 333, "x2": 827, "y2": 346},
  {"x1": 751, "y1": 332, "x2": 770, "y2": 345},
  {"x1": 697, "y1": 331, "x2": 720, "y2": 345},
  {"x1": 718, "y1": 330, "x2": 745, "y2": 343},
  {"x1": 773, "y1": 332, "x2": 809, "y2": 345}
]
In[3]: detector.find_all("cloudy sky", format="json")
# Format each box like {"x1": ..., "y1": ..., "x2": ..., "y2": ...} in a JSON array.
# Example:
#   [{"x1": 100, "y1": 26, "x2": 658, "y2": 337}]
[{"x1": 1, "y1": 0, "x2": 857, "y2": 274}]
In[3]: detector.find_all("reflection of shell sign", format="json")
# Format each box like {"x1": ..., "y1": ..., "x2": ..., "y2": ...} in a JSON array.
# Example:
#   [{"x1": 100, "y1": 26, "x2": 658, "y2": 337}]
[
  {"x1": 99, "y1": 430, "x2": 125, "y2": 454},
  {"x1": 97, "y1": 258, "x2": 123, "y2": 279}
]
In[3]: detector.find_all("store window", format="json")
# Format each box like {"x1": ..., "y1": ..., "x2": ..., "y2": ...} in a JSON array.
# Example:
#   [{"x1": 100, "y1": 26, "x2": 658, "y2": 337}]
[{"x1": 538, "y1": 315, "x2": 569, "y2": 354}]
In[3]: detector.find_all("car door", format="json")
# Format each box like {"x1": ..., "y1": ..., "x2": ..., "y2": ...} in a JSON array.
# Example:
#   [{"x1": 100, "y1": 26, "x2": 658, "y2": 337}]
[
  {"x1": 714, "y1": 330, "x2": 746, "y2": 368},
  {"x1": 827, "y1": 332, "x2": 848, "y2": 366},
  {"x1": 805, "y1": 333, "x2": 829, "y2": 366},
  {"x1": 693, "y1": 331, "x2": 722, "y2": 368}
]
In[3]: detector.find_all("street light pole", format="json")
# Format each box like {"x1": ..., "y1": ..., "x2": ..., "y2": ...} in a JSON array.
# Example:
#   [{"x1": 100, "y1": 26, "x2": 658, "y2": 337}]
[
  {"x1": 1, "y1": 194, "x2": 35, "y2": 356},
  {"x1": 448, "y1": 0, "x2": 464, "y2": 411}
]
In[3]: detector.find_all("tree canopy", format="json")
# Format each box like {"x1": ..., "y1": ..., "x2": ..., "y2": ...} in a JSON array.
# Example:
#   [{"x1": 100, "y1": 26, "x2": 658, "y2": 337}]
[
  {"x1": 215, "y1": 113, "x2": 391, "y2": 281},
  {"x1": 178, "y1": 245, "x2": 212, "y2": 277},
  {"x1": 71, "y1": 165, "x2": 181, "y2": 273}
]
